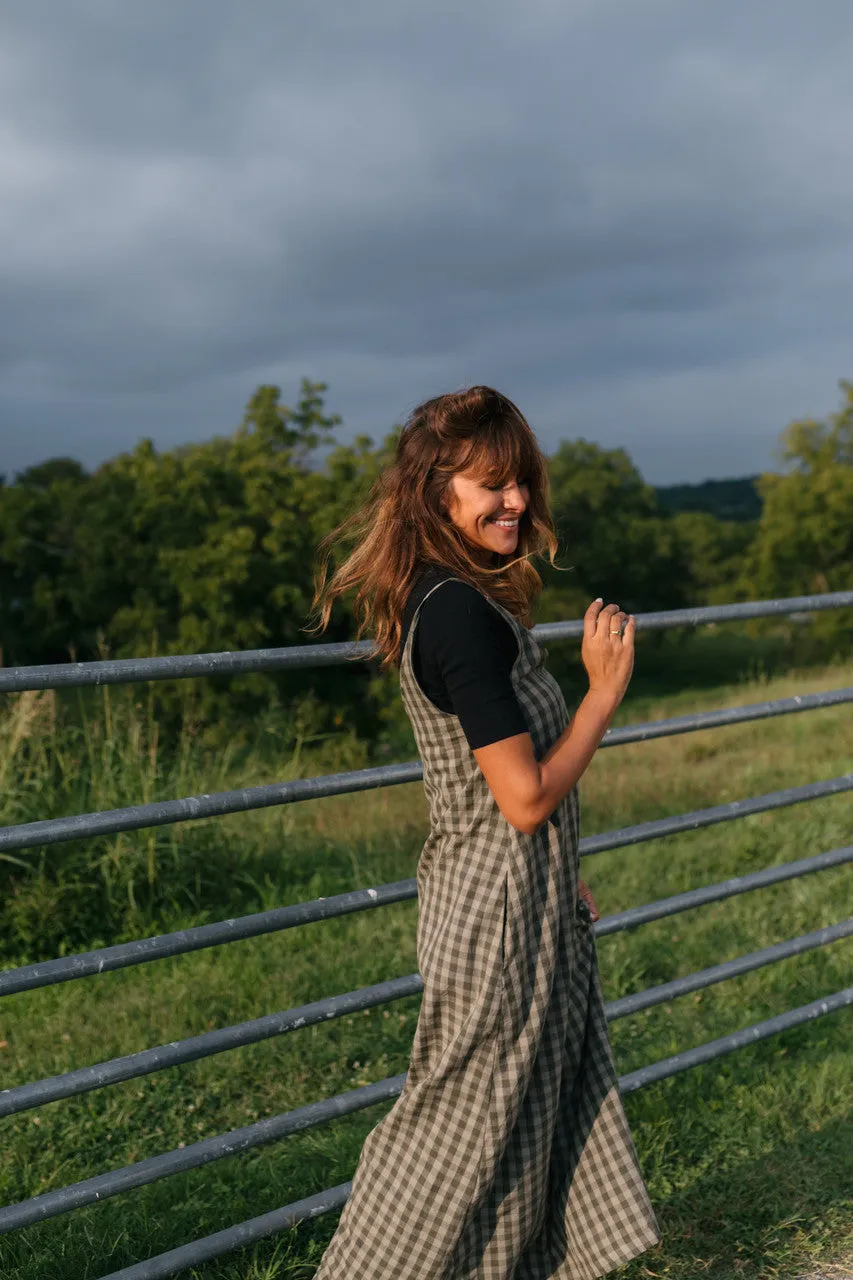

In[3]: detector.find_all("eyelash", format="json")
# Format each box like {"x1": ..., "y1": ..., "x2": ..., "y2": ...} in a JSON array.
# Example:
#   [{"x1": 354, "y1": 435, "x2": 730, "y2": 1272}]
[{"x1": 487, "y1": 479, "x2": 530, "y2": 492}]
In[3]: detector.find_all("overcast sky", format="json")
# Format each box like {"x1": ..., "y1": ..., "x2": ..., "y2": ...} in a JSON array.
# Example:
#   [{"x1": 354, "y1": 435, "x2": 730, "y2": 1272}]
[{"x1": 2, "y1": 1, "x2": 852, "y2": 484}]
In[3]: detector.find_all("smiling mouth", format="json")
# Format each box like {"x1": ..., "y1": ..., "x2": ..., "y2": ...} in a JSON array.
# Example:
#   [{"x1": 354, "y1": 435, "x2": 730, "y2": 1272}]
[{"x1": 489, "y1": 517, "x2": 520, "y2": 528}]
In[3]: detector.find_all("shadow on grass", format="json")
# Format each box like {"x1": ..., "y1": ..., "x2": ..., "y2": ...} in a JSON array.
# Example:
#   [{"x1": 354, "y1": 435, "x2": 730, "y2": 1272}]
[
  {"x1": 639, "y1": 1113, "x2": 853, "y2": 1279},
  {"x1": 619, "y1": 1018, "x2": 853, "y2": 1280}
]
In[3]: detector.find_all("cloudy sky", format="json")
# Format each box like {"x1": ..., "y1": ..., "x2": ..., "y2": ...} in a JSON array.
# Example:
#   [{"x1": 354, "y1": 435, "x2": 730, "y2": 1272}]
[{"x1": 3, "y1": 1, "x2": 853, "y2": 483}]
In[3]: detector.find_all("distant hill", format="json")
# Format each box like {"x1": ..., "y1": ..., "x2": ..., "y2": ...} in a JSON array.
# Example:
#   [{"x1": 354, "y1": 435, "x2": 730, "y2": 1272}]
[{"x1": 654, "y1": 476, "x2": 762, "y2": 522}]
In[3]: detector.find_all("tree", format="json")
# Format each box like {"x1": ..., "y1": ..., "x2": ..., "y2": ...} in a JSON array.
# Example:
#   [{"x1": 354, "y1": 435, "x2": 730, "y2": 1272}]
[
  {"x1": 0, "y1": 382, "x2": 393, "y2": 743},
  {"x1": 670, "y1": 512, "x2": 757, "y2": 605},
  {"x1": 745, "y1": 379, "x2": 853, "y2": 648},
  {"x1": 541, "y1": 439, "x2": 688, "y2": 618},
  {"x1": 0, "y1": 458, "x2": 91, "y2": 662}
]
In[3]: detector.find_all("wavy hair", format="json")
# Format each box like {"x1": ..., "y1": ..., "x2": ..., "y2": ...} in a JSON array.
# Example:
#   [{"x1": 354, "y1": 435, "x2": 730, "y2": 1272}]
[{"x1": 309, "y1": 385, "x2": 559, "y2": 668}]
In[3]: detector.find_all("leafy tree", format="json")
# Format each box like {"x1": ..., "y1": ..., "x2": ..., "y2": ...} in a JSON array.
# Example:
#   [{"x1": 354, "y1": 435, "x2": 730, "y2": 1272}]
[
  {"x1": 0, "y1": 383, "x2": 393, "y2": 744},
  {"x1": 745, "y1": 379, "x2": 853, "y2": 649},
  {"x1": 0, "y1": 458, "x2": 91, "y2": 662},
  {"x1": 540, "y1": 439, "x2": 689, "y2": 619},
  {"x1": 655, "y1": 477, "x2": 762, "y2": 522},
  {"x1": 3, "y1": 382, "x2": 787, "y2": 746},
  {"x1": 670, "y1": 512, "x2": 757, "y2": 605},
  {"x1": 77, "y1": 381, "x2": 386, "y2": 738}
]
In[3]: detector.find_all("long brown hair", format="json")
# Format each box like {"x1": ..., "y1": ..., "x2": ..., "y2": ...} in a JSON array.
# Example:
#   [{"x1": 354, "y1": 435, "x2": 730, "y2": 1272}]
[{"x1": 309, "y1": 385, "x2": 559, "y2": 667}]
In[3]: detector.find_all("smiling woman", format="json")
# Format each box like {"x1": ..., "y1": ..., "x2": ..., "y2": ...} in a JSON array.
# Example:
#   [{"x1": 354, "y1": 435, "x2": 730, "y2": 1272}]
[{"x1": 309, "y1": 385, "x2": 653, "y2": 1279}]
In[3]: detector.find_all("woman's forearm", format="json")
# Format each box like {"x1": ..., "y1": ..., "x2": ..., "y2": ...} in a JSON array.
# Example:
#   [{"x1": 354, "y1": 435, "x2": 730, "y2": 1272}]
[{"x1": 532, "y1": 687, "x2": 620, "y2": 826}]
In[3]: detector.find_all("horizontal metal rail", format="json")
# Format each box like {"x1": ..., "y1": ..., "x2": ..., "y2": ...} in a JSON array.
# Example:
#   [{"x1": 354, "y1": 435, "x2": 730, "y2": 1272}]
[
  {"x1": 604, "y1": 918, "x2": 853, "y2": 1018},
  {"x1": 1, "y1": 591, "x2": 850, "y2": 695},
  {"x1": 0, "y1": 763, "x2": 422, "y2": 855},
  {"x1": 617, "y1": 986, "x2": 853, "y2": 1093},
  {"x1": 0, "y1": 1076, "x2": 408, "y2": 1234},
  {"x1": 595, "y1": 844, "x2": 853, "y2": 936},
  {"x1": 0, "y1": 881, "x2": 420, "y2": 997},
  {"x1": 88, "y1": 986, "x2": 853, "y2": 1280},
  {"x1": 602, "y1": 685, "x2": 853, "y2": 745},
  {"x1": 579, "y1": 773, "x2": 853, "y2": 858},
  {"x1": 0, "y1": 976, "x2": 422, "y2": 1120},
  {"x1": 3, "y1": 916, "x2": 850, "y2": 1124},
  {"x1": 2, "y1": 923, "x2": 850, "y2": 1232},
  {"x1": 3, "y1": 684, "x2": 851, "y2": 856},
  {"x1": 4, "y1": 841, "x2": 853, "y2": 999}
]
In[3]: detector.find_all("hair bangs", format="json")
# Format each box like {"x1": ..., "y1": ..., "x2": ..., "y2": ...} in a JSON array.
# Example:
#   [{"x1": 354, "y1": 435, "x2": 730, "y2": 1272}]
[{"x1": 457, "y1": 417, "x2": 539, "y2": 489}]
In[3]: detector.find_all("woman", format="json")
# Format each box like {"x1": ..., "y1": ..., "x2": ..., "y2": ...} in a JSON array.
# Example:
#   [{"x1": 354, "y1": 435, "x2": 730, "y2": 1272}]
[{"x1": 310, "y1": 386, "x2": 659, "y2": 1278}]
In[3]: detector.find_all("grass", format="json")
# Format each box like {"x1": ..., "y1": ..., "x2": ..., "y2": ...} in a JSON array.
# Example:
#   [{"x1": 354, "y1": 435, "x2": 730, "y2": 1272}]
[{"x1": 0, "y1": 651, "x2": 851, "y2": 1278}]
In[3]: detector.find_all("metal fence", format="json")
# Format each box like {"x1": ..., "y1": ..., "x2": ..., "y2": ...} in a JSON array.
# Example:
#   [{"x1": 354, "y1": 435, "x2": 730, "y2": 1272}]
[{"x1": 1, "y1": 591, "x2": 852, "y2": 1280}]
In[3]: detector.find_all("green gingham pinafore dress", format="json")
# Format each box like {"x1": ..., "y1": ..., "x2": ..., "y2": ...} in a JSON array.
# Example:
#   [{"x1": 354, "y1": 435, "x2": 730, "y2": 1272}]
[{"x1": 315, "y1": 579, "x2": 660, "y2": 1279}]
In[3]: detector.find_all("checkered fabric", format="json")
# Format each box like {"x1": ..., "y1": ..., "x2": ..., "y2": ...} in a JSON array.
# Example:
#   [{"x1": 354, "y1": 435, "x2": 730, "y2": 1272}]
[{"x1": 314, "y1": 580, "x2": 660, "y2": 1279}]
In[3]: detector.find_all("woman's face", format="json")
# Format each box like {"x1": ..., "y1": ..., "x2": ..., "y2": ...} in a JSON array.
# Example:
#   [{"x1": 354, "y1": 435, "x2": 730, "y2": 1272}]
[{"x1": 444, "y1": 467, "x2": 529, "y2": 562}]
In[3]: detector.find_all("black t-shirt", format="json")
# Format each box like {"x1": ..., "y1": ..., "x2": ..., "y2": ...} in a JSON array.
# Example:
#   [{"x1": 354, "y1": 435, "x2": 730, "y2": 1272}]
[{"x1": 399, "y1": 565, "x2": 529, "y2": 750}]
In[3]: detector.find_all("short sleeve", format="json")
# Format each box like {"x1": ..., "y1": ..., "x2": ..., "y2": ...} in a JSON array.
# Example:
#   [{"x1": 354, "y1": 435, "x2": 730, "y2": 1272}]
[{"x1": 414, "y1": 580, "x2": 529, "y2": 750}]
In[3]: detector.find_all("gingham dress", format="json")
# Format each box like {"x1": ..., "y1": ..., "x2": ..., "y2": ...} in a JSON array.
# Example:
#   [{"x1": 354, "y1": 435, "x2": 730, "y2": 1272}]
[{"x1": 315, "y1": 579, "x2": 660, "y2": 1279}]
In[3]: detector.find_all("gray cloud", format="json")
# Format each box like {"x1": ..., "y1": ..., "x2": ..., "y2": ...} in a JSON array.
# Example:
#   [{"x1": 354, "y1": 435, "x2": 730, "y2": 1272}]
[{"x1": 2, "y1": 0, "x2": 853, "y2": 482}]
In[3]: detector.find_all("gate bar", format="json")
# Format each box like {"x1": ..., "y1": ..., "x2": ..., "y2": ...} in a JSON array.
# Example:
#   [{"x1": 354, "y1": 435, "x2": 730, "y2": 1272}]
[
  {"x1": 3, "y1": 842, "x2": 852, "y2": 999},
  {"x1": 580, "y1": 774, "x2": 853, "y2": 858},
  {"x1": 1, "y1": 591, "x2": 851, "y2": 695},
  {"x1": 0, "y1": 977, "x2": 421, "y2": 1120},
  {"x1": 0, "y1": 1076, "x2": 406, "y2": 1234},
  {"x1": 595, "y1": 843, "x2": 853, "y2": 937}
]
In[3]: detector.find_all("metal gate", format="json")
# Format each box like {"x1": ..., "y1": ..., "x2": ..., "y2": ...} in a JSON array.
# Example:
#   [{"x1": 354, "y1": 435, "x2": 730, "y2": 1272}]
[{"x1": 1, "y1": 591, "x2": 852, "y2": 1280}]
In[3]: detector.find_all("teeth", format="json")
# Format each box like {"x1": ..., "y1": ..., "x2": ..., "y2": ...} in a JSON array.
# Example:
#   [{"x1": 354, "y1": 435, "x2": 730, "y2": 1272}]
[{"x1": 492, "y1": 519, "x2": 518, "y2": 527}]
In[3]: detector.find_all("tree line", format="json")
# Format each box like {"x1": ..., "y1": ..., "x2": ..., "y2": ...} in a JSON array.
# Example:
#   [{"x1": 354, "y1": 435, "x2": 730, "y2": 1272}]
[{"x1": 2, "y1": 378, "x2": 851, "y2": 744}]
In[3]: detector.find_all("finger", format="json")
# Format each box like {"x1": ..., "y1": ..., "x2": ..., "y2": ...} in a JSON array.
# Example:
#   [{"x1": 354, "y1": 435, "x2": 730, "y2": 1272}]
[
  {"x1": 622, "y1": 614, "x2": 636, "y2": 646},
  {"x1": 595, "y1": 602, "x2": 621, "y2": 638},
  {"x1": 606, "y1": 610, "x2": 628, "y2": 640},
  {"x1": 584, "y1": 598, "x2": 604, "y2": 640}
]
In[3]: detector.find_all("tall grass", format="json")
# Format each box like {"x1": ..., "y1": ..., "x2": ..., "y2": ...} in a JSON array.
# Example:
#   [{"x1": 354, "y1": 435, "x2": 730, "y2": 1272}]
[
  {"x1": 0, "y1": 687, "x2": 370, "y2": 960},
  {"x1": 0, "y1": 655, "x2": 851, "y2": 1278}
]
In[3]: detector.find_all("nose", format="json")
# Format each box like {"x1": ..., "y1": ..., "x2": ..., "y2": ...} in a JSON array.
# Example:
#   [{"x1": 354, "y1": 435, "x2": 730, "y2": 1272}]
[{"x1": 501, "y1": 481, "x2": 526, "y2": 510}]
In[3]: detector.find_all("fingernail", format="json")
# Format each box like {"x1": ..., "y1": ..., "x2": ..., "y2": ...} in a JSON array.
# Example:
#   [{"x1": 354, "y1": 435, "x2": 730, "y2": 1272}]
[{"x1": 595, "y1": 597, "x2": 603, "y2": 603}]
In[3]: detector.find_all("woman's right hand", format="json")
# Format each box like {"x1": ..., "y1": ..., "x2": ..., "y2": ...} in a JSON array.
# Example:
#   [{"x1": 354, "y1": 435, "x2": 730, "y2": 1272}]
[{"x1": 581, "y1": 598, "x2": 635, "y2": 708}]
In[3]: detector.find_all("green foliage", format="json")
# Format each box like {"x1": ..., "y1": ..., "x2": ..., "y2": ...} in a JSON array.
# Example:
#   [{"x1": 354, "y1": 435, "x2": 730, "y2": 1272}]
[
  {"x1": 670, "y1": 511, "x2": 758, "y2": 604},
  {"x1": 0, "y1": 458, "x2": 91, "y2": 661},
  {"x1": 542, "y1": 439, "x2": 688, "y2": 616},
  {"x1": 656, "y1": 476, "x2": 762, "y2": 522},
  {"x1": 0, "y1": 382, "x2": 396, "y2": 740},
  {"x1": 745, "y1": 379, "x2": 853, "y2": 652},
  {"x1": 0, "y1": 685, "x2": 370, "y2": 959}
]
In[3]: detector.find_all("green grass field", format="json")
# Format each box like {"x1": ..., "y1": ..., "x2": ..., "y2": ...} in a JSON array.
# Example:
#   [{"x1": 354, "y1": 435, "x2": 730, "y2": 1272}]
[{"x1": 0, "y1": 655, "x2": 852, "y2": 1279}]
